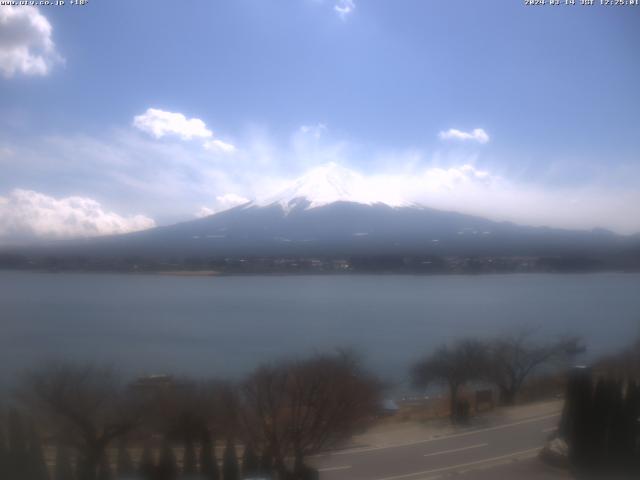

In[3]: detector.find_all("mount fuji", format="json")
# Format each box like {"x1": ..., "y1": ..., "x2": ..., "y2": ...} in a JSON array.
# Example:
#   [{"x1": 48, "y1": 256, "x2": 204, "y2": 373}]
[{"x1": 3, "y1": 163, "x2": 638, "y2": 269}]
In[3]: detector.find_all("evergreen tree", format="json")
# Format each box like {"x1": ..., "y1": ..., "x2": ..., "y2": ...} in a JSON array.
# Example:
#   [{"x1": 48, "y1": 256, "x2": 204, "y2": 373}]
[
  {"x1": 97, "y1": 454, "x2": 112, "y2": 480},
  {"x1": 7, "y1": 409, "x2": 30, "y2": 479},
  {"x1": 199, "y1": 431, "x2": 219, "y2": 480},
  {"x1": 221, "y1": 440, "x2": 238, "y2": 480},
  {"x1": 76, "y1": 454, "x2": 98, "y2": 480},
  {"x1": 28, "y1": 421, "x2": 50, "y2": 480},
  {"x1": 560, "y1": 368, "x2": 604, "y2": 475},
  {"x1": 624, "y1": 381, "x2": 640, "y2": 474},
  {"x1": 0, "y1": 421, "x2": 8, "y2": 480},
  {"x1": 156, "y1": 442, "x2": 177, "y2": 480},
  {"x1": 241, "y1": 443, "x2": 259, "y2": 479},
  {"x1": 53, "y1": 445, "x2": 75, "y2": 480},
  {"x1": 258, "y1": 446, "x2": 272, "y2": 477},
  {"x1": 607, "y1": 380, "x2": 627, "y2": 473},
  {"x1": 294, "y1": 461, "x2": 319, "y2": 480},
  {"x1": 115, "y1": 440, "x2": 134, "y2": 478},
  {"x1": 590, "y1": 378, "x2": 611, "y2": 470},
  {"x1": 182, "y1": 437, "x2": 197, "y2": 477},
  {"x1": 8, "y1": 409, "x2": 28, "y2": 452},
  {"x1": 561, "y1": 367, "x2": 593, "y2": 472},
  {"x1": 138, "y1": 444, "x2": 155, "y2": 480},
  {"x1": 74, "y1": 457, "x2": 84, "y2": 480}
]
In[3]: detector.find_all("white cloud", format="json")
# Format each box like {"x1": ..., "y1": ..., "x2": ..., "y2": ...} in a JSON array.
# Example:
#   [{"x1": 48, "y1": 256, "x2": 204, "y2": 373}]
[
  {"x1": 204, "y1": 139, "x2": 236, "y2": 154},
  {"x1": 299, "y1": 123, "x2": 327, "y2": 139},
  {"x1": 334, "y1": 0, "x2": 355, "y2": 19},
  {"x1": 439, "y1": 128, "x2": 490, "y2": 144},
  {"x1": 133, "y1": 108, "x2": 212, "y2": 140},
  {"x1": 134, "y1": 108, "x2": 237, "y2": 155},
  {"x1": 197, "y1": 193, "x2": 250, "y2": 216},
  {"x1": 195, "y1": 206, "x2": 215, "y2": 218},
  {"x1": 215, "y1": 193, "x2": 249, "y2": 209},
  {"x1": 0, "y1": 6, "x2": 63, "y2": 77},
  {"x1": 196, "y1": 193, "x2": 250, "y2": 217},
  {"x1": 0, "y1": 189, "x2": 155, "y2": 240}
]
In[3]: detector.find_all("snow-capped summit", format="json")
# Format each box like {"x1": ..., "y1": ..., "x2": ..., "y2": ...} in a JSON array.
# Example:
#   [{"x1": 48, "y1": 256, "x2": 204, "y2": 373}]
[{"x1": 257, "y1": 162, "x2": 409, "y2": 212}]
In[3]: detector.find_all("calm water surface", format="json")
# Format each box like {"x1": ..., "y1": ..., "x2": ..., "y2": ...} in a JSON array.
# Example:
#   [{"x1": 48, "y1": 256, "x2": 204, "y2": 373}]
[{"x1": 1, "y1": 271, "x2": 639, "y2": 386}]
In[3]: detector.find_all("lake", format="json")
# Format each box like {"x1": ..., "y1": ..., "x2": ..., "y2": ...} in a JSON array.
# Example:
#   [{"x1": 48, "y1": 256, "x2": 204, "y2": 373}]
[{"x1": 1, "y1": 271, "x2": 639, "y2": 389}]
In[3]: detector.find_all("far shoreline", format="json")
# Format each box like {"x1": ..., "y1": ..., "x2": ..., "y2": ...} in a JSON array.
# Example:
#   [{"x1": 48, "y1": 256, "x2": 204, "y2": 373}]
[{"x1": 1, "y1": 268, "x2": 638, "y2": 277}]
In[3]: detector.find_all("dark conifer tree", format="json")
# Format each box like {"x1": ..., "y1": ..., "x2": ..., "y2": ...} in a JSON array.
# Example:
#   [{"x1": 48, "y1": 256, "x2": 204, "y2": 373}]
[
  {"x1": 8, "y1": 409, "x2": 28, "y2": 452},
  {"x1": 7, "y1": 409, "x2": 30, "y2": 479},
  {"x1": 241, "y1": 443, "x2": 259, "y2": 479},
  {"x1": 258, "y1": 446, "x2": 273, "y2": 477},
  {"x1": 183, "y1": 437, "x2": 197, "y2": 477},
  {"x1": 115, "y1": 439, "x2": 134, "y2": 477},
  {"x1": 295, "y1": 462, "x2": 319, "y2": 480},
  {"x1": 199, "y1": 431, "x2": 219, "y2": 480},
  {"x1": 561, "y1": 367, "x2": 593, "y2": 473},
  {"x1": 76, "y1": 454, "x2": 98, "y2": 480},
  {"x1": 138, "y1": 444, "x2": 155, "y2": 480},
  {"x1": 607, "y1": 380, "x2": 627, "y2": 473},
  {"x1": 221, "y1": 440, "x2": 239, "y2": 480},
  {"x1": 624, "y1": 381, "x2": 640, "y2": 474},
  {"x1": 96, "y1": 454, "x2": 112, "y2": 480},
  {"x1": 0, "y1": 422, "x2": 9, "y2": 480},
  {"x1": 590, "y1": 378, "x2": 611, "y2": 470},
  {"x1": 156, "y1": 442, "x2": 178, "y2": 480},
  {"x1": 53, "y1": 445, "x2": 75, "y2": 480},
  {"x1": 27, "y1": 421, "x2": 50, "y2": 480},
  {"x1": 74, "y1": 457, "x2": 85, "y2": 480}
]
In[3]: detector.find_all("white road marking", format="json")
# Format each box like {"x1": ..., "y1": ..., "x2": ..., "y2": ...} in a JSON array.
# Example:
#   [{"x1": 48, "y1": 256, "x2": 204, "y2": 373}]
[
  {"x1": 318, "y1": 465, "x2": 352, "y2": 472},
  {"x1": 542, "y1": 427, "x2": 557, "y2": 433},
  {"x1": 423, "y1": 443, "x2": 487, "y2": 457},
  {"x1": 375, "y1": 447, "x2": 541, "y2": 480},
  {"x1": 330, "y1": 412, "x2": 560, "y2": 456}
]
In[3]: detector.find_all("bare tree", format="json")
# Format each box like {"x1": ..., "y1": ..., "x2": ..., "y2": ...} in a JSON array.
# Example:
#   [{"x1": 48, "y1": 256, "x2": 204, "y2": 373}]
[
  {"x1": 288, "y1": 351, "x2": 380, "y2": 472},
  {"x1": 411, "y1": 339, "x2": 487, "y2": 421},
  {"x1": 142, "y1": 378, "x2": 236, "y2": 479},
  {"x1": 149, "y1": 379, "x2": 224, "y2": 441},
  {"x1": 20, "y1": 363, "x2": 145, "y2": 480},
  {"x1": 485, "y1": 330, "x2": 584, "y2": 405},
  {"x1": 240, "y1": 363, "x2": 292, "y2": 476},
  {"x1": 241, "y1": 351, "x2": 381, "y2": 478}
]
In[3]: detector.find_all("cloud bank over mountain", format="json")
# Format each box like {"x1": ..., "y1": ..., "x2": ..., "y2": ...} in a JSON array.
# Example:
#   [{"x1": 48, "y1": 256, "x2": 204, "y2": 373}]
[{"x1": 0, "y1": 189, "x2": 155, "y2": 242}]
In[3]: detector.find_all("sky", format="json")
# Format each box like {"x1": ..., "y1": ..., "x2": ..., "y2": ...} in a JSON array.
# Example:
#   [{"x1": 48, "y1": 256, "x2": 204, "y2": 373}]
[{"x1": 0, "y1": 0, "x2": 639, "y2": 242}]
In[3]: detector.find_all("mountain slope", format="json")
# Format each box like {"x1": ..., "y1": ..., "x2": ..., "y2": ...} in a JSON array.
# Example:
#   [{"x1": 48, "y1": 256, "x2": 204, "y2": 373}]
[
  {"x1": 2, "y1": 163, "x2": 638, "y2": 265},
  {"x1": 30, "y1": 200, "x2": 633, "y2": 260}
]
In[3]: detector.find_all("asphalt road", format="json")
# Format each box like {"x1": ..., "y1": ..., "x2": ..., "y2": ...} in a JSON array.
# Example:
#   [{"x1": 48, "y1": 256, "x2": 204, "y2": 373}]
[{"x1": 311, "y1": 412, "x2": 565, "y2": 480}]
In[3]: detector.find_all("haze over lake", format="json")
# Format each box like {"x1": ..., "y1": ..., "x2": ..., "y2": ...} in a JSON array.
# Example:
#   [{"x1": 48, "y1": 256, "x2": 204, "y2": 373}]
[{"x1": 2, "y1": 271, "x2": 639, "y2": 387}]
